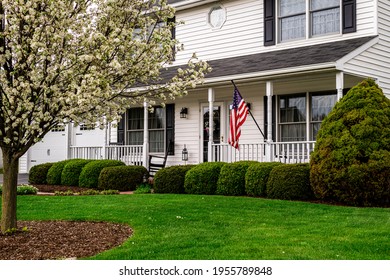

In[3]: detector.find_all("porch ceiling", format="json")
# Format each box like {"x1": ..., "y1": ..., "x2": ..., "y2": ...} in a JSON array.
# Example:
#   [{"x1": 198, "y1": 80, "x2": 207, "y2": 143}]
[{"x1": 160, "y1": 36, "x2": 377, "y2": 86}]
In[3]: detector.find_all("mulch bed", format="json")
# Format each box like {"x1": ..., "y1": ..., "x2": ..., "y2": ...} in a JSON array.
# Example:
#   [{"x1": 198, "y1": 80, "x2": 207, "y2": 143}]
[
  {"x1": 33, "y1": 184, "x2": 92, "y2": 193},
  {"x1": 0, "y1": 220, "x2": 133, "y2": 260}
]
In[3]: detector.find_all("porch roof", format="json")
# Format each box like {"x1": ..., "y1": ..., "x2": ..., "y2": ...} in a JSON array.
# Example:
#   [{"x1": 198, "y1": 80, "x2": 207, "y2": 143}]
[{"x1": 161, "y1": 36, "x2": 377, "y2": 84}]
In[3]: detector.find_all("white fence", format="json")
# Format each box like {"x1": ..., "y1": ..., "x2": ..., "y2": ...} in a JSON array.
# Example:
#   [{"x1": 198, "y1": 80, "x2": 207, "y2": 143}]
[
  {"x1": 211, "y1": 141, "x2": 316, "y2": 164},
  {"x1": 69, "y1": 145, "x2": 143, "y2": 165}
]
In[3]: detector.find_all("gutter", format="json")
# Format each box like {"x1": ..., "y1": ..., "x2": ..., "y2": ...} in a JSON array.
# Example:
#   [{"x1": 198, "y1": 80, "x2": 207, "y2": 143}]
[{"x1": 170, "y1": 0, "x2": 218, "y2": 11}]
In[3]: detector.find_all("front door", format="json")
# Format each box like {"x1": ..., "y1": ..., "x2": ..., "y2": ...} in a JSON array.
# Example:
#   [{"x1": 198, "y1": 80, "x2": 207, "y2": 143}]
[{"x1": 202, "y1": 104, "x2": 223, "y2": 162}]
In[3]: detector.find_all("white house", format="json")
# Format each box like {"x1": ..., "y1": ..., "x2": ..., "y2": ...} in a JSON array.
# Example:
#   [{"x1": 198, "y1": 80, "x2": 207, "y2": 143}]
[{"x1": 19, "y1": 0, "x2": 390, "y2": 173}]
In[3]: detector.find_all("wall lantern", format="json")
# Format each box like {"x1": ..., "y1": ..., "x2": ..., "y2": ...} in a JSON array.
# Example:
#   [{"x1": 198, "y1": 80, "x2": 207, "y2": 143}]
[
  {"x1": 180, "y1": 107, "x2": 188, "y2": 118},
  {"x1": 182, "y1": 144, "x2": 188, "y2": 162}
]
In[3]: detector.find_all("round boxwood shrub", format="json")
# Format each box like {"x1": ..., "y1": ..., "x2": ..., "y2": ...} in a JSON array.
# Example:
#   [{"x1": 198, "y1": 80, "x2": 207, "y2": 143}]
[
  {"x1": 46, "y1": 159, "x2": 74, "y2": 185},
  {"x1": 310, "y1": 79, "x2": 390, "y2": 206},
  {"x1": 184, "y1": 162, "x2": 227, "y2": 195},
  {"x1": 28, "y1": 162, "x2": 54, "y2": 184},
  {"x1": 79, "y1": 160, "x2": 125, "y2": 188},
  {"x1": 153, "y1": 165, "x2": 195, "y2": 194},
  {"x1": 267, "y1": 163, "x2": 313, "y2": 201},
  {"x1": 216, "y1": 161, "x2": 258, "y2": 196},
  {"x1": 245, "y1": 162, "x2": 283, "y2": 197},
  {"x1": 61, "y1": 159, "x2": 94, "y2": 186},
  {"x1": 98, "y1": 165, "x2": 148, "y2": 191}
]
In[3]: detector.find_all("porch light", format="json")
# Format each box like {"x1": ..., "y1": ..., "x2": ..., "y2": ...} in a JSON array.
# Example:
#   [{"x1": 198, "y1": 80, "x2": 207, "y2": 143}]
[
  {"x1": 182, "y1": 145, "x2": 188, "y2": 162},
  {"x1": 180, "y1": 107, "x2": 188, "y2": 118}
]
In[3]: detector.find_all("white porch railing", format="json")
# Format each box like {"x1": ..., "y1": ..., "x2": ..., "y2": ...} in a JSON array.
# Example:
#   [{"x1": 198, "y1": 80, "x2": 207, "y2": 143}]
[
  {"x1": 211, "y1": 141, "x2": 316, "y2": 164},
  {"x1": 69, "y1": 145, "x2": 143, "y2": 165}
]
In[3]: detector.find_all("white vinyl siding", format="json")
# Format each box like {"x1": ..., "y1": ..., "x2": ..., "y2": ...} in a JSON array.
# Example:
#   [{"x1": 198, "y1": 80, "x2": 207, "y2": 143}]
[{"x1": 173, "y1": 0, "x2": 377, "y2": 65}]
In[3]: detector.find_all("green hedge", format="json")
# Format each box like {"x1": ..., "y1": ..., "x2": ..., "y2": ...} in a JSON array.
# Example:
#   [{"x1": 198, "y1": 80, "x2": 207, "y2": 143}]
[
  {"x1": 61, "y1": 159, "x2": 94, "y2": 186},
  {"x1": 153, "y1": 165, "x2": 195, "y2": 194},
  {"x1": 46, "y1": 159, "x2": 74, "y2": 185},
  {"x1": 216, "y1": 161, "x2": 258, "y2": 196},
  {"x1": 79, "y1": 160, "x2": 125, "y2": 188},
  {"x1": 245, "y1": 162, "x2": 283, "y2": 197},
  {"x1": 267, "y1": 163, "x2": 314, "y2": 201},
  {"x1": 28, "y1": 162, "x2": 54, "y2": 185},
  {"x1": 184, "y1": 162, "x2": 227, "y2": 195},
  {"x1": 98, "y1": 165, "x2": 148, "y2": 191}
]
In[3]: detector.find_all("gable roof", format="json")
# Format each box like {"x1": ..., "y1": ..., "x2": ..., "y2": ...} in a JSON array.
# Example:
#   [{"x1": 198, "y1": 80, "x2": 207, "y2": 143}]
[{"x1": 161, "y1": 36, "x2": 377, "y2": 84}]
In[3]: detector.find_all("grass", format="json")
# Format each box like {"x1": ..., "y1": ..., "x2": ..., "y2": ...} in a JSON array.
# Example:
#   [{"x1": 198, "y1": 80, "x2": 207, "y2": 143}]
[{"x1": 4, "y1": 194, "x2": 390, "y2": 260}]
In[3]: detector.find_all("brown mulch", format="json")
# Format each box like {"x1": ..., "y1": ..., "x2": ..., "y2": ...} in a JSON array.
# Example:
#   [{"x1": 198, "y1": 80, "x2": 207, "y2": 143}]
[
  {"x1": 0, "y1": 220, "x2": 133, "y2": 260},
  {"x1": 0, "y1": 185, "x2": 133, "y2": 260}
]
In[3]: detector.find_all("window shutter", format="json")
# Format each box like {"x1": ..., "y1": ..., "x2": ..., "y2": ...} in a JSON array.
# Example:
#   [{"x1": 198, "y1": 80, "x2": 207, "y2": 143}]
[
  {"x1": 168, "y1": 17, "x2": 176, "y2": 61},
  {"x1": 264, "y1": 0, "x2": 276, "y2": 46},
  {"x1": 117, "y1": 114, "x2": 125, "y2": 145},
  {"x1": 342, "y1": 0, "x2": 356, "y2": 34},
  {"x1": 166, "y1": 104, "x2": 175, "y2": 155}
]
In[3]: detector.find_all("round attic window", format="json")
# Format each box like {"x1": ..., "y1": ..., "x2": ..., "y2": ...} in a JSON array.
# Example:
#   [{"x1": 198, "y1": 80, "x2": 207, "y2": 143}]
[{"x1": 208, "y1": 6, "x2": 226, "y2": 29}]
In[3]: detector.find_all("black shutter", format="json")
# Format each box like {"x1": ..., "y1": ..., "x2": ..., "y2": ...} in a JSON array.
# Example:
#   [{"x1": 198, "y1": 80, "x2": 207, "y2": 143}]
[
  {"x1": 342, "y1": 0, "x2": 356, "y2": 34},
  {"x1": 264, "y1": 0, "x2": 276, "y2": 46},
  {"x1": 117, "y1": 113, "x2": 125, "y2": 145},
  {"x1": 168, "y1": 17, "x2": 176, "y2": 61},
  {"x1": 166, "y1": 104, "x2": 175, "y2": 155}
]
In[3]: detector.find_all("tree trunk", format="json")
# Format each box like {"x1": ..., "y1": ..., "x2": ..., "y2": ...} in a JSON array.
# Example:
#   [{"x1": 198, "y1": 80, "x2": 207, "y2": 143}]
[{"x1": 1, "y1": 149, "x2": 19, "y2": 234}]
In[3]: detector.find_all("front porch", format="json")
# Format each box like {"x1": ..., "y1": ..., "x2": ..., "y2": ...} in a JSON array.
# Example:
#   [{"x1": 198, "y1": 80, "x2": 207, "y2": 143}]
[{"x1": 69, "y1": 141, "x2": 316, "y2": 167}]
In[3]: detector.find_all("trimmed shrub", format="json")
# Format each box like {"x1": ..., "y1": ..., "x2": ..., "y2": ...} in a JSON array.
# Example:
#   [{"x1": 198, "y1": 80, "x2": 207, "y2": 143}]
[
  {"x1": 79, "y1": 160, "x2": 125, "y2": 188},
  {"x1": 310, "y1": 79, "x2": 390, "y2": 206},
  {"x1": 98, "y1": 165, "x2": 148, "y2": 191},
  {"x1": 216, "y1": 161, "x2": 258, "y2": 196},
  {"x1": 61, "y1": 159, "x2": 94, "y2": 186},
  {"x1": 153, "y1": 165, "x2": 195, "y2": 194},
  {"x1": 47, "y1": 159, "x2": 74, "y2": 185},
  {"x1": 267, "y1": 163, "x2": 314, "y2": 201},
  {"x1": 28, "y1": 162, "x2": 54, "y2": 184},
  {"x1": 245, "y1": 162, "x2": 283, "y2": 197},
  {"x1": 184, "y1": 162, "x2": 227, "y2": 195}
]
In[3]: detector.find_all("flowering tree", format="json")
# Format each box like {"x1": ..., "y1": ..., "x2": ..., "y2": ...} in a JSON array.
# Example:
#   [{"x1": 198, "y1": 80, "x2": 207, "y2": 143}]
[{"x1": 0, "y1": 0, "x2": 210, "y2": 233}]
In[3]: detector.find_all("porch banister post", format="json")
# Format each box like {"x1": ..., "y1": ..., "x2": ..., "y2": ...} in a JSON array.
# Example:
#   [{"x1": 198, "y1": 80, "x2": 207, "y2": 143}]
[
  {"x1": 266, "y1": 81, "x2": 274, "y2": 162},
  {"x1": 143, "y1": 102, "x2": 149, "y2": 169},
  {"x1": 208, "y1": 88, "x2": 215, "y2": 162},
  {"x1": 102, "y1": 117, "x2": 107, "y2": 160},
  {"x1": 336, "y1": 72, "x2": 344, "y2": 101}
]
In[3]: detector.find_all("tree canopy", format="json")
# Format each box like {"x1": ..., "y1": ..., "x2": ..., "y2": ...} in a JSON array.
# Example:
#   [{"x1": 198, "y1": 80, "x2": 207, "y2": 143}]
[{"x1": 0, "y1": 0, "x2": 210, "y2": 233}]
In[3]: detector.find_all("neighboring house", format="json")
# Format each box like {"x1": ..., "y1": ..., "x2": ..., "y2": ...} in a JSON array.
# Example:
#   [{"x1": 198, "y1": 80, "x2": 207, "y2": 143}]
[{"x1": 19, "y1": 0, "x2": 390, "y2": 173}]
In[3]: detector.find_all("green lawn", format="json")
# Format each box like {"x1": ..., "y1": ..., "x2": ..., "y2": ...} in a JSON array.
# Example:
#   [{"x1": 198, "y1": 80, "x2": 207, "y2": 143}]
[{"x1": 6, "y1": 194, "x2": 390, "y2": 260}]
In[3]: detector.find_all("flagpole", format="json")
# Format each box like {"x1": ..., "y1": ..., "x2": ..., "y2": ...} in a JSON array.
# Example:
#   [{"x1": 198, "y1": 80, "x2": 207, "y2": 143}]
[{"x1": 231, "y1": 80, "x2": 266, "y2": 140}]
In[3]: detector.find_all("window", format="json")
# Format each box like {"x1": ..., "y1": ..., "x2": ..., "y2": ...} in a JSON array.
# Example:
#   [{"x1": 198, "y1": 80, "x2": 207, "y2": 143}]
[
  {"x1": 208, "y1": 5, "x2": 226, "y2": 29},
  {"x1": 51, "y1": 124, "x2": 65, "y2": 132},
  {"x1": 264, "y1": 0, "x2": 356, "y2": 45},
  {"x1": 279, "y1": 95, "x2": 306, "y2": 141},
  {"x1": 80, "y1": 124, "x2": 95, "y2": 131},
  {"x1": 278, "y1": 92, "x2": 337, "y2": 141},
  {"x1": 310, "y1": 93, "x2": 337, "y2": 140},
  {"x1": 122, "y1": 104, "x2": 175, "y2": 154}
]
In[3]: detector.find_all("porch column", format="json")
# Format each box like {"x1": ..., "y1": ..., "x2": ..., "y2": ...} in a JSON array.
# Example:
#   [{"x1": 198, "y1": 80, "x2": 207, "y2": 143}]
[
  {"x1": 102, "y1": 117, "x2": 107, "y2": 160},
  {"x1": 266, "y1": 81, "x2": 274, "y2": 162},
  {"x1": 336, "y1": 72, "x2": 344, "y2": 101},
  {"x1": 143, "y1": 102, "x2": 149, "y2": 169},
  {"x1": 66, "y1": 123, "x2": 72, "y2": 159},
  {"x1": 208, "y1": 88, "x2": 215, "y2": 162}
]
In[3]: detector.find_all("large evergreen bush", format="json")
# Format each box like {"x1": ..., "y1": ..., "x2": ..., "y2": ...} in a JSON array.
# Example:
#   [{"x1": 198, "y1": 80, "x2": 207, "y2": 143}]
[
  {"x1": 245, "y1": 162, "x2": 283, "y2": 197},
  {"x1": 216, "y1": 161, "x2": 257, "y2": 196},
  {"x1": 310, "y1": 79, "x2": 390, "y2": 206},
  {"x1": 153, "y1": 165, "x2": 194, "y2": 194},
  {"x1": 267, "y1": 163, "x2": 313, "y2": 201},
  {"x1": 79, "y1": 160, "x2": 125, "y2": 188},
  {"x1": 184, "y1": 162, "x2": 227, "y2": 195},
  {"x1": 98, "y1": 165, "x2": 148, "y2": 191}
]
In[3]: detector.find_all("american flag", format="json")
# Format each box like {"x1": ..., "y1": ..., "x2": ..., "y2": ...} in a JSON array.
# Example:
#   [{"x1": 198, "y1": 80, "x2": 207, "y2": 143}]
[{"x1": 228, "y1": 86, "x2": 249, "y2": 149}]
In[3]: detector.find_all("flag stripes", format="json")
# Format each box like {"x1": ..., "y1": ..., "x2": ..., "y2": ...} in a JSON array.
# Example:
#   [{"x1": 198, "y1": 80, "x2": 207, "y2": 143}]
[{"x1": 228, "y1": 86, "x2": 249, "y2": 149}]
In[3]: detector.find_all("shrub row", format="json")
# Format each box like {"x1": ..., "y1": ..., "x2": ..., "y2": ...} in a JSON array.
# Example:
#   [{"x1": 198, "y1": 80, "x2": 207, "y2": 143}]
[
  {"x1": 153, "y1": 161, "x2": 314, "y2": 201},
  {"x1": 28, "y1": 159, "x2": 148, "y2": 191}
]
